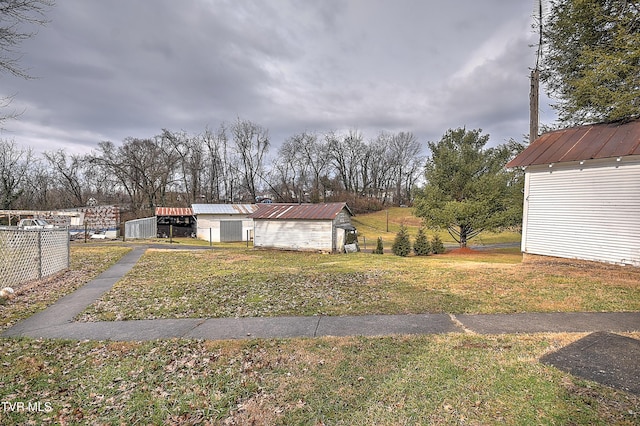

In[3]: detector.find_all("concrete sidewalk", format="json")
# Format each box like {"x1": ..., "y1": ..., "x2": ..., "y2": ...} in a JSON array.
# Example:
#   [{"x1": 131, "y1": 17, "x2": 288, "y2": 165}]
[{"x1": 2, "y1": 246, "x2": 639, "y2": 342}]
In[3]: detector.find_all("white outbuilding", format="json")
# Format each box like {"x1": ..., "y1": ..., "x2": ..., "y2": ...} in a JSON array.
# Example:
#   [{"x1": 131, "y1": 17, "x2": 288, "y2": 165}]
[
  {"x1": 192, "y1": 204, "x2": 259, "y2": 242},
  {"x1": 248, "y1": 202, "x2": 355, "y2": 253},
  {"x1": 507, "y1": 118, "x2": 640, "y2": 266}
]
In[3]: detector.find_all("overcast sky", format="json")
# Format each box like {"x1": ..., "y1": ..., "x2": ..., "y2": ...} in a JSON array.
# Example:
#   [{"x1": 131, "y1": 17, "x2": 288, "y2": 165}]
[{"x1": 2, "y1": 0, "x2": 556, "y2": 155}]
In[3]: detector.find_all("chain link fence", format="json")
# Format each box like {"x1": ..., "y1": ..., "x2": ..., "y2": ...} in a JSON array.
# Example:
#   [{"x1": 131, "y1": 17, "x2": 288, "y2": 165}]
[{"x1": 0, "y1": 228, "x2": 70, "y2": 287}]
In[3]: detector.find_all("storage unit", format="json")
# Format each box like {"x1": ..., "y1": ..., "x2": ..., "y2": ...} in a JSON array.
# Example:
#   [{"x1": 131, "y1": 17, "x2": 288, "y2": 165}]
[
  {"x1": 192, "y1": 204, "x2": 258, "y2": 242},
  {"x1": 248, "y1": 203, "x2": 355, "y2": 253},
  {"x1": 507, "y1": 119, "x2": 640, "y2": 266}
]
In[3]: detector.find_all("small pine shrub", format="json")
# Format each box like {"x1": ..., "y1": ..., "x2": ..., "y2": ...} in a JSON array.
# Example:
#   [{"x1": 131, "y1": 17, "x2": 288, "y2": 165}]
[
  {"x1": 372, "y1": 237, "x2": 384, "y2": 254},
  {"x1": 392, "y1": 225, "x2": 411, "y2": 257},
  {"x1": 431, "y1": 234, "x2": 446, "y2": 254},
  {"x1": 413, "y1": 227, "x2": 431, "y2": 256}
]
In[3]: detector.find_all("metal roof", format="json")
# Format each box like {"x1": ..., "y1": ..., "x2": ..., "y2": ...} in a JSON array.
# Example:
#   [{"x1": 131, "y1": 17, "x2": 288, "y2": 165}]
[
  {"x1": 507, "y1": 118, "x2": 640, "y2": 168},
  {"x1": 155, "y1": 207, "x2": 193, "y2": 217},
  {"x1": 248, "y1": 203, "x2": 352, "y2": 220},
  {"x1": 191, "y1": 204, "x2": 259, "y2": 215}
]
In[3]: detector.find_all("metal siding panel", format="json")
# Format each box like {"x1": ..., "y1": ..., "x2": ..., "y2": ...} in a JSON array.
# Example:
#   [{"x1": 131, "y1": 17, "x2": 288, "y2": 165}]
[
  {"x1": 508, "y1": 119, "x2": 640, "y2": 167},
  {"x1": 125, "y1": 217, "x2": 157, "y2": 239},
  {"x1": 562, "y1": 126, "x2": 610, "y2": 161},
  {"x1": 195, "y1": 215, "x2": 220, "y2": 242},
  {"x1": 192, "y1": 204, "x2": 257, "y2": 215},
  {"x1": 155, "y1": 207, "x2": 193, "y2": 216},
  {"x1": 220, "y1": 221, "x2": 243, "y2": 242},
  {"x1": 253, "y1": 220, "x2": 333, "y2": 251},
  {"x1": 523, "y1": 161, "x2": 640, "y2": 265},
  {"x1": 535, "y1": 128, "x2": 588, "y2": 165},
  {"x1": 249, "y1": 203, "x2": 349, "y2": 220}
]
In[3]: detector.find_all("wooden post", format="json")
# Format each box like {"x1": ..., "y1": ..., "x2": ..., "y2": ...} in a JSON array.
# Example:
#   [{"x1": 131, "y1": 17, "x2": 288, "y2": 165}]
[{"x1": 386, "y1": 210, "x2": 389, "y2": 232}]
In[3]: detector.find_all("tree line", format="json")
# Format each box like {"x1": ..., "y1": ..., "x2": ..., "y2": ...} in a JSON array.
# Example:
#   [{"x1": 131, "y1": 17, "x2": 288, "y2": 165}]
[{"x1": 0, "y1": 119, "x2": 424, "y2": 217}]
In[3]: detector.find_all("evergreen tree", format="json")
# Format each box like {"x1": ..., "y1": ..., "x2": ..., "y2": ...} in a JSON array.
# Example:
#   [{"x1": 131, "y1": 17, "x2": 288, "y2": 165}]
[
  {"x1": 413, "y1": 227, "x2": 431, "y2": 256},
  {"x1": 392, "y1": 225, "x2": 411, "y2": 257},
  {"x1": 431, "y1": 234, "x2": 445, "y2": 254},
  {"x1": 413, "y1": 128, "x2": 523, "y2": 247},
  {"x1": 542, "y1": 0, "x2": 640, "y2": 124},
  {"x1": 372, "y1": 236, "x2": 384, "y2": 255}
]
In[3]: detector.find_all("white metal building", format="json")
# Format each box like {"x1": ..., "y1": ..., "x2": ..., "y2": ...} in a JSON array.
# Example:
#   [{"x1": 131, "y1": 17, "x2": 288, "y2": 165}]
[
  {"x1": 192, "y1": 204, "x2": 259, "y2": 242},
  {"x1": 507, "y1": 119, "x2": 640, "y2": 266},
  {"x1": 248, "y1": 203, "x2": 355, "y2": 253}
]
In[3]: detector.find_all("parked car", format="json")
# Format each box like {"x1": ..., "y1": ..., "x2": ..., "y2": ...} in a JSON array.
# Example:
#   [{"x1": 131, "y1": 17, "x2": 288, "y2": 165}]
[
  {"x1": 17, "y1": 219, "x2": 54, "y2": 229},
  {"x1": 90, "y1": 230, "x2": 107, "y2": 239}
]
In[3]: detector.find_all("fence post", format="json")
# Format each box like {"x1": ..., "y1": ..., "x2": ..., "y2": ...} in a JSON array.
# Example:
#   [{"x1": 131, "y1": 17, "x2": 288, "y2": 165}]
[
  {"x1": 37, "y1": 230, "x2": 43, "y2": 279},
  {"x1": 67, "y1": 227, "x2": 71, "y2": 269},
  {"x1": 209, "y1": 228, "x2": 212, "y2": 248}
]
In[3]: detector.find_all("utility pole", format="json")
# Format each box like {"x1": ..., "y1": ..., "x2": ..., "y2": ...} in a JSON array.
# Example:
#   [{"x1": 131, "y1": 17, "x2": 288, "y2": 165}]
[
  {"x1": 530, "y1": 0, "x2": 543, "y2": 143},
  {"x1": 530, "y1": 69, "x2": 539, "y2": 142}
]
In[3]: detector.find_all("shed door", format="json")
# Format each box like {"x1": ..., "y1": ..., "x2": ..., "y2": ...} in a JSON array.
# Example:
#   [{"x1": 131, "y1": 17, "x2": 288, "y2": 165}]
[{"x1": 220, "y1": 221, "x2": 242, "y2": 242}]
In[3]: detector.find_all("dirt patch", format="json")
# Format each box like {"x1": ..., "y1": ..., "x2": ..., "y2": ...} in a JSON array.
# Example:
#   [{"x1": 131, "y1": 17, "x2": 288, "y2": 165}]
[{"x1": 446, "y1": 247, "x2": 479, "y2": 255}]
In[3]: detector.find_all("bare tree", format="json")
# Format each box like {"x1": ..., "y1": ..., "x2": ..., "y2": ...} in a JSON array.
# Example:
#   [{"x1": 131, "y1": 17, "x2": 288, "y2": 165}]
[
  {"x1": 201, "y1": 124, "x2": 240, "y2": 203},
  {"x1": 232, "y1": 119, "x2": 269, "y2": 202},
  {"x1": 365, "y1": 132, "x2": 394, "y2": 203},
  {"x1": 273, "y1": 133, "x2": 313, "y2": 202},
  {"x1": 388, "y1": 132, "x2": 423, "y2": 205},
  {"x1": 44, "y1": 149, "x2": 86, "y2": 207},
  {"x1": 298, "y1": 132, "x2": 329, "y2": 202},
  {"x1": 162, "y1": 129, "x2": 205, "y2": 206},
  {"x1": 326, "y1": 130, "x2": 365, "y2": 195},
  {"x1": 89, "y1": 137, "x2": 178, "y2": 213},
  {"x1": 0, "y1": 0, "x2": 54, "y2": 126},
  {"x1": 0, "y1": 139, "x2": 33, "y2": 209},
  {"x1": 89, "y1": 141, "x2": 141, "y2": 211},
  {"x1": 18, "y1": 159, "x2": 51, "y2": 209}
]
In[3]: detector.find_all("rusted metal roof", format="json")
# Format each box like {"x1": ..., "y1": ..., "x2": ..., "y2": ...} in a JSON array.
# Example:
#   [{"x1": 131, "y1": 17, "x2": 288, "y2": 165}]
[
  {"x1": 155, "y1": 207, "x2": 193, "y2": 216},
  {"x1": 248, "y1": 203, "x2": 352, "y2": 220},
  {"x1": 191, "y1": 204, "x2": 259, "y2": 215},
  {"x1": 507, "y1": 118, "x2": 640, "y2": 168}
]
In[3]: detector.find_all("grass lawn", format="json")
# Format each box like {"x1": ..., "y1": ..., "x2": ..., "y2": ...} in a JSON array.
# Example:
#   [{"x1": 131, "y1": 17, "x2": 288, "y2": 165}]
[
  {"x1": 1, "y1": 244, "x2": 639, "y2": 424},
  {"x1": 351, "y1": 207, "x2": 522, "y2": 247},
  {"x1": 78, "y1": 247, "x2": 640, "y2": 321},
  {"x1": 1, "y1": 333, "x2": 639, "y2": 425}
]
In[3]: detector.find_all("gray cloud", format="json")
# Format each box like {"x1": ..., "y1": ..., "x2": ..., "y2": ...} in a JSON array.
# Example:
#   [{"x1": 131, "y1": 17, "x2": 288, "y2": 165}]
[{"x1": 1, "y1": 0, "x2": 553, "y2": 154}]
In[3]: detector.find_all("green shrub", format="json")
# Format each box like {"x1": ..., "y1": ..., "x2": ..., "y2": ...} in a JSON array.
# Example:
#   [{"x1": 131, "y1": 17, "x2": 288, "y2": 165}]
[
  {"x1": 413, "y1": 227, "x2": 431, "y2": 256},
  {"x1": 431, "y1": 234, "x2": 446, "y2": 254},
  {"x1": 392, "y1": 225, "x2": 411, "y2": 257},
  {"x1": 372, "y1": 237, "x2": 384, "y2": 254}
]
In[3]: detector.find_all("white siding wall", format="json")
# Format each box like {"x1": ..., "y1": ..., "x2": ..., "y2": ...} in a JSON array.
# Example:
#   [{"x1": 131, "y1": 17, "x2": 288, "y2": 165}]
[
  {"x1": 253, "y1": 220, "x2": 333, "y2": 251},
  {"x1": 196, "y1": 214, "x2": 253, "y2": 242},
  {"x1": 522, "y1": 156, "x2": 640, "y2": 266}
]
